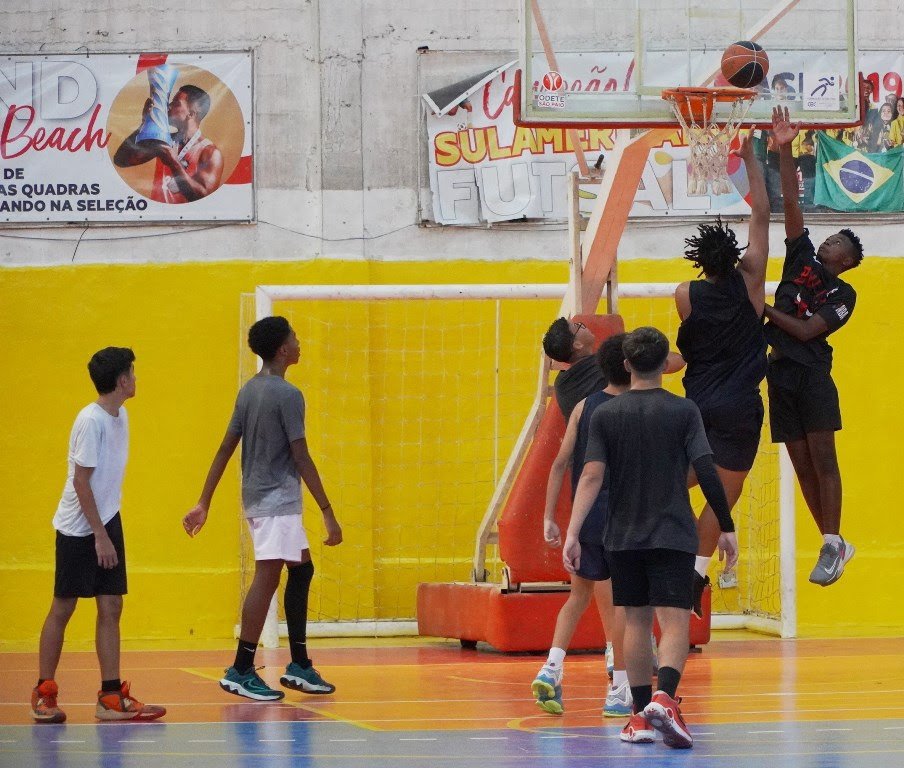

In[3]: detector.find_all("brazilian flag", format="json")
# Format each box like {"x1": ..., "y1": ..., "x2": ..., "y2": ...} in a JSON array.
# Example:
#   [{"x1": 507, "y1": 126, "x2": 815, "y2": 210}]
[{"x1": 815, "y1": 133, "x2": 904, "y2": 212}]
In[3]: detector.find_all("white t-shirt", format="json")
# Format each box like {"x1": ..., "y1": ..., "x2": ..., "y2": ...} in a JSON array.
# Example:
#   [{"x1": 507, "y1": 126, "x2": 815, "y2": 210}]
[{"x1": 53, "y1": 403, "x2": 129, "y2": 537}]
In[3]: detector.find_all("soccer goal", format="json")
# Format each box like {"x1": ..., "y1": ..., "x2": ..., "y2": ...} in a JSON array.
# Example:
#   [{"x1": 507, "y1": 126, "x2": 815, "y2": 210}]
[{"x1": 238, "y1": 281, "x2": 795, "y2": 643}]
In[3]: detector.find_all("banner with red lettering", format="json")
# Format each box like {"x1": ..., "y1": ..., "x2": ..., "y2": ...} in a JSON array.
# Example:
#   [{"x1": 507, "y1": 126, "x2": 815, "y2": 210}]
[
  {"x1": 425, "y1": 53, "x2": 904, "y2": 224},
  {"x1": 0, "y1": 52, "x2": 252, "y2": 223}
]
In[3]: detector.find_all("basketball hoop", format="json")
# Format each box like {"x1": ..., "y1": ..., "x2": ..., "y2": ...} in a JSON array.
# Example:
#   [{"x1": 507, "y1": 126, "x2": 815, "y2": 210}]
[{"x1": 662, "y1": 86, "x2": 757, "y2": 195}]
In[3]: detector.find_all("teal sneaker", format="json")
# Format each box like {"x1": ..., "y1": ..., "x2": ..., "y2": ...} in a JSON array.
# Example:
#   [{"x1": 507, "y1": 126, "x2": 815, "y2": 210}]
[
  {"x1": 280, "y1": 662, "x2": 336, "y2": 694},
  {"x1": 219, "y1": 666, "x2": 285, "y2": 701},
  {"x1": 531, "y1": 669, "x2": 563, "y2": 715}
]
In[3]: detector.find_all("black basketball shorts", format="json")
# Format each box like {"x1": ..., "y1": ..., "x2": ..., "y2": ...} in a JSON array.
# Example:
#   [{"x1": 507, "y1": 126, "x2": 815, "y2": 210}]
[
  {"x1": 767, "y1": 359, "x2": 842, "y2": 443},
  {"x1": 607, "y1": 548, "x2": 695, "y2": 609},
  {"x1": 575, "y1": 539, "x2": 611, "y2": 582},
  {"x1": 54, "y1": 512, "x2": 127, "y2": 598},
  {"x1": 700, "y1": 395, "x2": 765, "y2": 472}
]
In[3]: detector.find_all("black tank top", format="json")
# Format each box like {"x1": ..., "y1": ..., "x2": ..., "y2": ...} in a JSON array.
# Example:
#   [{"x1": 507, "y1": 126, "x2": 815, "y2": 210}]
[
  {"x1": 571, "y1": 390, "x2": 614, "y2": 542},
  {"x1": 676, "y1": 269, "x2": 767, "y2": 411}
]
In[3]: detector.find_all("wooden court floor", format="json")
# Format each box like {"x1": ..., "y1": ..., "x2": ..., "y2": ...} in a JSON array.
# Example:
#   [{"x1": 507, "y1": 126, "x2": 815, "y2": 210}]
[{"x1": 1, "y1": 634, "x2": 903, "y2": 767}]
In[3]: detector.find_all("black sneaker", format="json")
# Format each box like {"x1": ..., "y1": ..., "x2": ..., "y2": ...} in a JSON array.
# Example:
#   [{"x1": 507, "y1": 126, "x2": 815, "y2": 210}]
[{"x1": 692, "y1": 572, "x2": 710, "y2": 618}]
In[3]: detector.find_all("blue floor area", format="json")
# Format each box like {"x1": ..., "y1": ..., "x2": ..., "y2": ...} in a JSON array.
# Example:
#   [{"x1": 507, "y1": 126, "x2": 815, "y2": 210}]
[{"x1": 3, "y1": 719, "x2": 904, "y2": 768}]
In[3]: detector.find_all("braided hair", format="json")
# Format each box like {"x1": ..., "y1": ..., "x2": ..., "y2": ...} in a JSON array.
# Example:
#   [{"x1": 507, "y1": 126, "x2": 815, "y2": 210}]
[{"x1": 683, "y1": 217, "x2": 744, "y2": 280}]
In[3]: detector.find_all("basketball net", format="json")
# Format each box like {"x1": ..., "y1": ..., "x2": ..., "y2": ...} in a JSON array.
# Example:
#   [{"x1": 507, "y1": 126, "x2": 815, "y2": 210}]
[{"x1": 662, "y1": 87, "x2": 757, "y2": 196}]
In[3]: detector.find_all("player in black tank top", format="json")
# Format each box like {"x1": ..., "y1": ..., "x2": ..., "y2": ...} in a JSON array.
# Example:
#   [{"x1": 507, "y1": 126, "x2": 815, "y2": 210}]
[{"x1": 673, "y1": 134, "x2": 769, "y2": 615}]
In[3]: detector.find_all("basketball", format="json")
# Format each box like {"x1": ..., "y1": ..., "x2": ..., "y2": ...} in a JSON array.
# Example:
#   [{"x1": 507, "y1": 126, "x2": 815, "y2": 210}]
[{"x1": 720, "y1": 41, "x2": 769, "y2": 88}]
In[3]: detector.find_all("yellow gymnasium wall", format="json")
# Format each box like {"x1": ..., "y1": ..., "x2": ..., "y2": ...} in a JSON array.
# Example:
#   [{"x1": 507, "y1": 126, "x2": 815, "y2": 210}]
[{"x1": 0, "y1": 255, "x2": 901, "y2": 649}]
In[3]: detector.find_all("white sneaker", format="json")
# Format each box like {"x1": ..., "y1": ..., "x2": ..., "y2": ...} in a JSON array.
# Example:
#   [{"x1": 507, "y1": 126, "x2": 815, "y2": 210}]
[{"x1": 603, "y1": 681, "x2": 633, "y2": 717}]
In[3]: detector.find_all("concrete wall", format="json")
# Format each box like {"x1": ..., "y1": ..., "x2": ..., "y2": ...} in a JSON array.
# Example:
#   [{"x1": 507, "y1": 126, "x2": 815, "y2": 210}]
[{"x1": 3, "y1": 1, "x2": 901, "y2": 266}]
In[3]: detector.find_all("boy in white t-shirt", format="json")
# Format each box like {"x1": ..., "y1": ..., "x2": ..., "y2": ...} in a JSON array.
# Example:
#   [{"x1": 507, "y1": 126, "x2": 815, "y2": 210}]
[
  {"x1": 31, "y1": 347, "x2": 166, "y2": 724},
  {"x1": 183, "y1": 316, "x2": 342, "y2": 701}
]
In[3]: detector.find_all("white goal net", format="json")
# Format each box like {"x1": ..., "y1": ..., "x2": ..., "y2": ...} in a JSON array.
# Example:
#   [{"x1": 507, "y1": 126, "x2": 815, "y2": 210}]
[{"x1": 236, "y1": 283, "x2": 793, "y2": 640}]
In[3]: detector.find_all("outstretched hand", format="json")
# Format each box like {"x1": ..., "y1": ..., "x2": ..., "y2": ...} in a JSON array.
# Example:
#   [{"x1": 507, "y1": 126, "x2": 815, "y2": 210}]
[
  {"x1": 731, "y1": 133, "x2": 755, "y2": 162},
  {"x1": 771, "y1": 106, "x2": 801, "y2": 147}
]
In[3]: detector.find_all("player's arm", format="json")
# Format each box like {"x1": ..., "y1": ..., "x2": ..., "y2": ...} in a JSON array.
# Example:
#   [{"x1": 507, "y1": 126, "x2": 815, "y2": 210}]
[
  {"x1": 762, "y1": 304, "x2": 829, "y2": 341},
  {"x1": 674, "y1": 281, "x2": 691, "y2": 321},
  {"x1": 562, "y1": 461, "x2": 605, "y2": 574},
  {"x1": 72, "y1": 463, "x2": 117, "y2": 569},
  {"x1": 112, "y1": 99, "x2": 160, "y2": 167},
  {"x1": 155, "y1": 144, "x2": 225, "y2": 200},
  {"x1": 735, "y1": 133, "x2": 769, "y2": 315},
  {"x1": 543, "y1": 400, "x2": 583, "y2": 547},
  {"x1": 772, "y1": 106, "x2": 804, "y2": 240},
  {"x1": 665, "y1": 350, "x2": 686, "y2": 373},
  {"x1": 183, "y1": 430, "x2": 241, "y2": 536},
  {"x1": 291, "y1": 437, "x2": 342, "y2": 546},
  {"x1": 692, "y1": 453, "x2": 738, "y2": 568}
]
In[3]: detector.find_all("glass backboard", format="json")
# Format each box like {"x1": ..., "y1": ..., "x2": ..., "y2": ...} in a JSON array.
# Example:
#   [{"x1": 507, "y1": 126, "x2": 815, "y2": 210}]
[{"x1": 518, "y1": 0, "x2": 860, "y2": 127}]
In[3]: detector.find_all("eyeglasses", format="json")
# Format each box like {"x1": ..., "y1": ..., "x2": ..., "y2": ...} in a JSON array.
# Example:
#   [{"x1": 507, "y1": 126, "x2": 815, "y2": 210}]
[{"x1": 572, "y1": 321, "x2": 586, "y2": 338}]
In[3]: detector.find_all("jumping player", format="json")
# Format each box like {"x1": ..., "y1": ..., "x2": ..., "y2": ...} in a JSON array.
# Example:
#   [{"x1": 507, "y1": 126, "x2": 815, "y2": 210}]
[
  {"x1": 675, "y1": 133, "x2": 769, "y2": 614},
  {"x1": 763, "y1": 106, "x2": 862, "y2": 586}
]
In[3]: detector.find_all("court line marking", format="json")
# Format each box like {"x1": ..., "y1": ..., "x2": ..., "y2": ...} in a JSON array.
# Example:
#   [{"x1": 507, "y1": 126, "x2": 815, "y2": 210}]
[{"x1": 49, "y1": 739, "x2": 85, "y2": 743}]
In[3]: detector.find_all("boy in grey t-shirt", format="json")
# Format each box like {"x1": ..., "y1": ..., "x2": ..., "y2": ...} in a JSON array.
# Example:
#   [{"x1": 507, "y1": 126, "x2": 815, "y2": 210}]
[{"x1": 183, "y1": 316, "x2": 342, "y2": 701}]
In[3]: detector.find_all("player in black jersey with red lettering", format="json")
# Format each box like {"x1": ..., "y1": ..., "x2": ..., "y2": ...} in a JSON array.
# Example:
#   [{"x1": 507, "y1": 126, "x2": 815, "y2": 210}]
[
  {"x1": 764, "y1": 106, "x2": 862, "y2": 586},
  {"x1": 674, "y1": 133, "x2": 769, "y2": 615}
]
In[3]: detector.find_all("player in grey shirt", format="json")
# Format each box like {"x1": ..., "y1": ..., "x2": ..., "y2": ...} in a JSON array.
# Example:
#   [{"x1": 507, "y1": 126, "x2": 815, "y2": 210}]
[
  {"x1": 564, "y1": 327, "x2": 737, "y2": 750},
  {"x1": 184, "y1": 316, "x2": 342, "y2": 702}
]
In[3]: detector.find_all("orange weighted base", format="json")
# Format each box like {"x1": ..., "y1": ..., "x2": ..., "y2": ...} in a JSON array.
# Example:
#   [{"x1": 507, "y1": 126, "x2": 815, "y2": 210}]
[{"x1": 417, "y1": 581, "x2": 712, "y2": 653}]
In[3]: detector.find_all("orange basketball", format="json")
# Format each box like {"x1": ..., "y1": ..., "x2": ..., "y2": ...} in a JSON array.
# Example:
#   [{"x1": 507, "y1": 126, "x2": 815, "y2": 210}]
[{"x1": 721, "y1": 41, "x2": 769, "y2": 88}]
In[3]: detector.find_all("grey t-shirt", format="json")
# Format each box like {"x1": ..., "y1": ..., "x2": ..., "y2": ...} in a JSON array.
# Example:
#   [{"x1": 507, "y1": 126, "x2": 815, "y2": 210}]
[
  {"x1": 584, "y1": 388, "x2": 712, "y2": 554},
  {"x1": 227, "y1": 375, "x2": 305, "y2": 519}
]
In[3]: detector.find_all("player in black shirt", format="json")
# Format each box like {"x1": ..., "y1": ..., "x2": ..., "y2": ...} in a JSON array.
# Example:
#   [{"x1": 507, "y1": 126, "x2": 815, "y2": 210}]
[
  {"x1": 675, "y1": 134, "x2": 769, "y2": 615},
  {"x1": 765, "y1": 107, "x2": 862, "y2": 587},
  {"x1": 543, "y1": 317, "x2": 606, "y2": 420},
  {"x1": 563, "y1": 327, "x2": 737, "y2": 750}
]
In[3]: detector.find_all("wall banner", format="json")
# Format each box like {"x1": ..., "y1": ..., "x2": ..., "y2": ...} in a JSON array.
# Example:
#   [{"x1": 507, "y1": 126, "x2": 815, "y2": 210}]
[
  {"x1": 0, "y1": 52, "x2": 253, "y2": 223},
  {"x1": 425, "y1": 53, "x2": 904, "y2": 224}
]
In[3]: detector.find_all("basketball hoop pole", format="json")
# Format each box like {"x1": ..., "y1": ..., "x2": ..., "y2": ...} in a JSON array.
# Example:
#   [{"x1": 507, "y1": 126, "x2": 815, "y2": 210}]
[{"x1": 529, "y1": 0, "x2": 591, "y2": 176}]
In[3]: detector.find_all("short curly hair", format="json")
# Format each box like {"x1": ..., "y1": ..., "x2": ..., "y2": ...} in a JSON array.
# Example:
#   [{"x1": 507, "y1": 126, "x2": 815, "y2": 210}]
[
  {"x1": 596, "y1": 333, "x2": 629, "y2": 387},
  {"x1": 248, "y1": 316, "x2": 292, "y2": 361},
  {"x1": 684, "y1": 217, "x2": 743, "y2": 280},
  {"x1": 839, "y1": 228, "x2": 864, "y2": 266}
]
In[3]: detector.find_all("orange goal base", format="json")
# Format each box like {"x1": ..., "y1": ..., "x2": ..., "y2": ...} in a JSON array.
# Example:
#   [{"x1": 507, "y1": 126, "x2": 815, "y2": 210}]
[{"x1": 416, "y1": 581, "x2": 712, "y2": 653}]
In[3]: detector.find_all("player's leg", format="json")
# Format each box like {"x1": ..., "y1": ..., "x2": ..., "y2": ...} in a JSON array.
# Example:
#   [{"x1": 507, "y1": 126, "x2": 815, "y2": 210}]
[
  {"x1": 804, "y1": 430, "x2": 854, "y2": 585},
  {"x1": 594, "y1": 577, "x2": 632, "y2": 717},
  {"x1": 643, "y1": 549, "x2": 696, "y2": 749},
  {"x1": 93, "y1": 515, "x2": 166, "y2": 721},
  {"x1": 531, "y1": 574, "x2": 594, "y2": 714},
  {"x1": 33, "y1": 597, "x2": 77, "y2": 723},
  {"x1": 785, "y1": 438, "x2": 825, "y2": 531},
  {"x1": 281, "y1": 541, "x2": 336, "y2": 695}
]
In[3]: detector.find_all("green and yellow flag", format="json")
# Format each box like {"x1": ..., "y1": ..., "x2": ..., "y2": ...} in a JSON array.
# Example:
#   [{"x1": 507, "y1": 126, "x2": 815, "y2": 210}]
[{"x1": 815, "y1": 133, "x2": 904, "y2": 212}]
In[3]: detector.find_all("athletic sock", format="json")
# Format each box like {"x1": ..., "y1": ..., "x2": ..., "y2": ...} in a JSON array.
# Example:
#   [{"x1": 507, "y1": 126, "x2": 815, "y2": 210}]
[
  {"x1": 101, "y1": 678, "x2": 121, "y2": 693},
  {"x1": 544, "y1": 646, "x2": 566, "y2": 675},
  {"x1": 656, "y1": 666, "x2": 682, "y2": 699},
  {"x1": 630, "y1": 684, "x2": 652, "y2": 714},
  {"x1": 233, "y1": 638, "x2": 258, "y2": 674},
  {"x1": 694, "y1": 555, "x2": 711, "y2": 578},
  {"x1": 613, "y1": 669, "x2": 628, "y2": 687},
  {"x1": 285, "y1": 560, "x2": 315, "y2": 668},
  {"x1": 823, "y1": 533, "x2": 843, "y2": 547}
]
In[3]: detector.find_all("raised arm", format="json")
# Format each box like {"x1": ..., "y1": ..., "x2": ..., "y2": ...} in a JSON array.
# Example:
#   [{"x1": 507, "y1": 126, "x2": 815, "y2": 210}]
[
  {"x1": 735, "y1": 133, "x2": 769, "y2": 316},
  {"x1": 182, "y1": 430, "x2": 240, "y2": 536},
  {"x1": 772, "y1": 106, "x2": 804, "y2": 241},
  {"x1": 542, "y1": 400, "x2": 584, "y2": 547},
  {"x1": 762, "y1": 304, "x2": 829, "y2": 341}
]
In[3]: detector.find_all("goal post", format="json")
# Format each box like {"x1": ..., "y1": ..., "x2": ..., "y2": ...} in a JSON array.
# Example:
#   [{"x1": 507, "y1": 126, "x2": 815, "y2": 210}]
[{"x1": 240, "y1": 281, "x2": 796, "y2": 644}]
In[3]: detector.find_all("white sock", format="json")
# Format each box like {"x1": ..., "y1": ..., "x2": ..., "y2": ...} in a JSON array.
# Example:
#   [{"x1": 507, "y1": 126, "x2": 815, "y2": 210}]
[
  {"x1": 545, "y1": 647, "x2": 566, "y2": 669},
  {"x1": 613, "y1": 670, "x2": 628, "y2": 687},
  {"x1": 694, "y1": 556, "x2": 711, "y2": 578},
  {"x1": 823, "y1": 533, "x2": 842, "y2": 547}
]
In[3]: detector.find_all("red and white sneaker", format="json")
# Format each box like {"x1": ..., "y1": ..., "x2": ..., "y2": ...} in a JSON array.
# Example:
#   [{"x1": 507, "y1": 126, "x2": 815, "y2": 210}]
[
  {"x1": 643, "y1": 690, "x2": 693, "y2": 749},
  {"x1": 96, "y1": 681, "x2": 166, "y2": 721},
  {"x1": 31, "y1": 680, "x2": 66, "y2": 724},
  {"x1": 620, "y1": 713, "x2": 655, "y2": 743}
]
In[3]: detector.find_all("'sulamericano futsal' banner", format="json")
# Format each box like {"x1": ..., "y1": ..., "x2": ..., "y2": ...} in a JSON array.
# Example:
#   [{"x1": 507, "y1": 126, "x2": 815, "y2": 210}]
[
  {"x1": 425, "y1": 52, "x2": 904, "y2": 224},
  {"x1": 0, "y1": 52, "x2": 253, "y2": 223}
]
